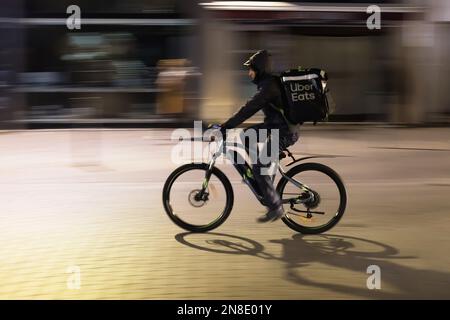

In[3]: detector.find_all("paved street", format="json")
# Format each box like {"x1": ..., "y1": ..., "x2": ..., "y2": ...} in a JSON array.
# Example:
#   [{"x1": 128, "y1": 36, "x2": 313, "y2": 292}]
[{"x1": 0, "y1": 126, "x2": 449, "y2": 299}]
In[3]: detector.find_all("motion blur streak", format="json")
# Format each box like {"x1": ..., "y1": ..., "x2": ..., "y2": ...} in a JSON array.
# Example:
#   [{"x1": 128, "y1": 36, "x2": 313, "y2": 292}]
[{"x1": 0, "y1": 0, "x2": 449, "y2": 300}]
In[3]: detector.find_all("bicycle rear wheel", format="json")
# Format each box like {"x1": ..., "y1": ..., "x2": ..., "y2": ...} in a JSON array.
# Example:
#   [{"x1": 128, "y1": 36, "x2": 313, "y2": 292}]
[
  {"x1": 162, "y1": 163, "x2": 234, "y2": 232},
  {"x1": 276, "y1": 162, "x2": 347, "y2": 234}
]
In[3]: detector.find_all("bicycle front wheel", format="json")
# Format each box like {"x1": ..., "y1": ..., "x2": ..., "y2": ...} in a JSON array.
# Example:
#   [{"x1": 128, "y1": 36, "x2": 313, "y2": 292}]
[
  {"x1": 162, "y1": 163, "x2": 234, "y2": 232},
  {"x1": 276, "y1": 162, "x2": 347, "y2": 234}
]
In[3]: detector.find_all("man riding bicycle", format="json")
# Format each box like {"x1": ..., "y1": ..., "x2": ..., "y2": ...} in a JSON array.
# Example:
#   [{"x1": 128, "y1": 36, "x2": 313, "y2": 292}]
[
  {"x1": 164, "y1": 55, "x2": 345, "y2": 232},
  {"x1": 214, "y1": 50, "x2": 300, "y2": 223}
]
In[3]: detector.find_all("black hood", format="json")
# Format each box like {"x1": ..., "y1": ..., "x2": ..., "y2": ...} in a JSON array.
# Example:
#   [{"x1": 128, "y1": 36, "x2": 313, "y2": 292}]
[{"x1": 243, "y1": 50, "x2": 271, "y2": 84}]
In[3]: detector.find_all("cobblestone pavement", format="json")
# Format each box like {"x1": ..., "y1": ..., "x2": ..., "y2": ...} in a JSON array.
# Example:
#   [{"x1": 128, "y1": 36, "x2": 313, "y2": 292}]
[{"x1": 0, "y1": 127, "x2": 449, "y2": 299}]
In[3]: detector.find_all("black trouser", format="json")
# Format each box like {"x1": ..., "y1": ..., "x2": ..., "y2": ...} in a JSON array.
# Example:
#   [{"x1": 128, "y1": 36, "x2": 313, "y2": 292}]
[{"x1": 242, "y1": 124, "x2": 299, "y2": 211}]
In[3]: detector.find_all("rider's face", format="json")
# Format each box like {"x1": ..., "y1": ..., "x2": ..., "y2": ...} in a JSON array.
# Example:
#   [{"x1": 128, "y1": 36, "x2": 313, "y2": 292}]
[{"x1": 248, "y1": 68, "x2": 256, "y2": 80}]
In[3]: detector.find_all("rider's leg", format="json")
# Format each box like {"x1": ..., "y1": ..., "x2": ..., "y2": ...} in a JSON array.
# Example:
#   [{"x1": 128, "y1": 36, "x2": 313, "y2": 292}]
[
  {"x1": 253, "y1": 136, "x2": 281, "y2": 208},
  {"x1": 249, "y1": 128, "x2": 300, "y2": 222},
  {"x1": 246, "y1": 130, "x2": 284, "y2": 222}
]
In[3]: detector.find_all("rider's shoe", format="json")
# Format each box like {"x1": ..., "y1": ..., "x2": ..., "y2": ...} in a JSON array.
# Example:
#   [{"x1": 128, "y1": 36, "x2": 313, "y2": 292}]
[{"x1": 257, "y1": 206, "x2": 284, "y2": 223}]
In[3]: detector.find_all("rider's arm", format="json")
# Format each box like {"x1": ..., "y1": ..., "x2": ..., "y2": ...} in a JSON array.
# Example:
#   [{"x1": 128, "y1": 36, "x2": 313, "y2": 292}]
[{"x1": 221, "y1": 81, "x2": 277, "y2": 130}]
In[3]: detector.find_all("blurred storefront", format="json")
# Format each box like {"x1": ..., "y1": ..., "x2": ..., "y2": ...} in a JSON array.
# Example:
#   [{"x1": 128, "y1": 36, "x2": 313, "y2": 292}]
[
  {"x1": 0, "y1": 1, "x2": 449, "y2": 129},
  {"x1": 0, "y1": 0, "x2": 201, "y2": 128},
  {"x1": 199, "y1": 1, "x2": 449, "y2": 124}
]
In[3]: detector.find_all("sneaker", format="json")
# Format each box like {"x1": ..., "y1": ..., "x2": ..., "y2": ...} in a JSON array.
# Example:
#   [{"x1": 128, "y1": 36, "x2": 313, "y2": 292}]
[{"x1": 256, "y1": 206, "x2": 284, "y2": 223}]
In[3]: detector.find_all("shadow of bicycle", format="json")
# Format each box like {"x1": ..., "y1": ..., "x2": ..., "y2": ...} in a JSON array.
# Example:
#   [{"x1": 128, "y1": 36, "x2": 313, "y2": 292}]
[{"x1": 175, "y1": 232, "x2": 450, "y2": 299}]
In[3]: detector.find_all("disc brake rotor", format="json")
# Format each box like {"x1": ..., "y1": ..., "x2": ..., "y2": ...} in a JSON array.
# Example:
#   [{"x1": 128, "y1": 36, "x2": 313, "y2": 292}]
[{"x1": 188, "y1": 189, "x2": 207, "y2": 207}]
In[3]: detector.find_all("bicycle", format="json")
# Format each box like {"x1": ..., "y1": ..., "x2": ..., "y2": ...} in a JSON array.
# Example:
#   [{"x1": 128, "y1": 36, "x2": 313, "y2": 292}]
[{"x1": 162, "y1": 133, "x2": 347, "y2": 234}]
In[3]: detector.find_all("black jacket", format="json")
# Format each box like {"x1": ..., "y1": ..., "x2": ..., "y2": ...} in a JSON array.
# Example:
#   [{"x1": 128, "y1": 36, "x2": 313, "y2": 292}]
[{"x1": 221, "y1": 50, "x2": 291, "y2": 135}]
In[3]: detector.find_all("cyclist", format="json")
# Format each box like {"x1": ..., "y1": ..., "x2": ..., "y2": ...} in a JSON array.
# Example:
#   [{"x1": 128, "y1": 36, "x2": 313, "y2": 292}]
[{"x1": 216, "y1": 50, "x2": 300, "y2": 223}]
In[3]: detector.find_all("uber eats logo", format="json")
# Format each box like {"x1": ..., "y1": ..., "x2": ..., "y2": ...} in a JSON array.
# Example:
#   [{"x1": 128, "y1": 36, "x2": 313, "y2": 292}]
[{"x1": 289, "y1": 82, "x2": 316, "y2": 102}]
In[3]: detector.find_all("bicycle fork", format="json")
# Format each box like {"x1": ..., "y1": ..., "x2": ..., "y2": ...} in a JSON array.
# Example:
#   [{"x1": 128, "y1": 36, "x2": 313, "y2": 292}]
[{"x1": 198, "y1": 140, "x2": 223, "y2": 199}]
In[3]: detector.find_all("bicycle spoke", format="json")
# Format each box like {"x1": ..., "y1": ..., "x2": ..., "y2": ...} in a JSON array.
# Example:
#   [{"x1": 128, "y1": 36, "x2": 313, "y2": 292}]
[
  {"x1": 280, "y1": 163, "x2": 346, "y2": 232},
  {"x1": 164, "y1": 166, "x2": 229, "y2": 229}
]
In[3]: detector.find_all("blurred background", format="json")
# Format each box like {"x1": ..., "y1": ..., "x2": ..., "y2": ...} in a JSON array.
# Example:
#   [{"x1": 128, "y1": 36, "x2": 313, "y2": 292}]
[
  {"x1": 1, "y1": 1, "x2": 450, "y2": 300},
  {"x1": 0, "y1": 0, "x2": 449, "y2": 128}
]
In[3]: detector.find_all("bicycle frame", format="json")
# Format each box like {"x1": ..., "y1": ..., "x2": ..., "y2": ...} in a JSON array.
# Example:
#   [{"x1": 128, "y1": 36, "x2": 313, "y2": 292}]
[{"x1": 200, "y1": 138, "x2": 315, "y2": 206}]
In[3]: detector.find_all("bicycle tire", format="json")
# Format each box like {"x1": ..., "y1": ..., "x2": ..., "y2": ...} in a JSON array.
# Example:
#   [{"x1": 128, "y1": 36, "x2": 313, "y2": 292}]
[
  {"x1": 162, "y1": 163, "x2": 234, "y2": 232},
  {"x1": 276, "y1": 162, "x2": 347, "y2": 234}
]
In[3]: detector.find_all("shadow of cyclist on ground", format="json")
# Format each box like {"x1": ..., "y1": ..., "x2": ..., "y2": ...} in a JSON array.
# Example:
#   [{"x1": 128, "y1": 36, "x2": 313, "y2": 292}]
[
  {"x1": 174, "y1": 232, "x2": 274, "y2": 259},
  {"x1": 175, "y1": 232, "x2": 450, "y2": 299},
  {"x1": 275, "y1": 233, "x2": 450, "y2": 299}
]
